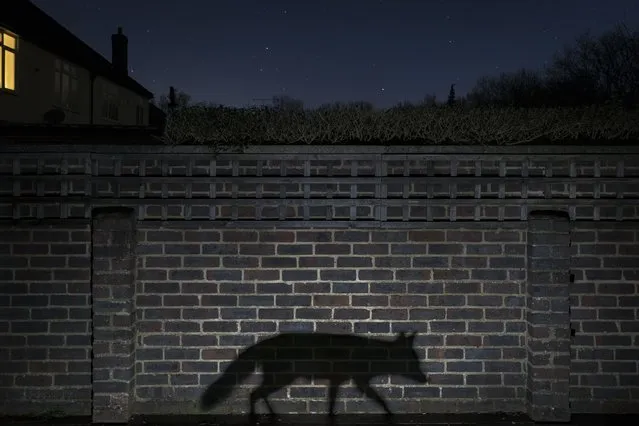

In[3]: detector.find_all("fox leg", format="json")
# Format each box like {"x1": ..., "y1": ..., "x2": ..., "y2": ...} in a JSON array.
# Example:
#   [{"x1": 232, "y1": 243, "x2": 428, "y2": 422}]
[
  {"x1": 353, "y1": 379, "x2": 392, "y2": 416},
  {"x1": 249, "y1": 385, "x2": 276, "y2": 416},
  {"x1": 249, "y1": 374, "x2": 278, "y2": 416},
  {"x1": 328, "y1": 382, "x2": 340, "y2": 416}
]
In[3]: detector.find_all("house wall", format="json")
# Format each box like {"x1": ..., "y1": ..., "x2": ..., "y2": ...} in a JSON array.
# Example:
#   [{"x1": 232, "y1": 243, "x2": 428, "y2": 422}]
[
  {"x1": 93, "y1": 76, "x2": 149, "y2": 126},
  {"x1": 0, "y1": 145, "x2": 638, "y2": 422},
  {"x1": 0, "y1": 36, "x2": 148, "y2": 125}
]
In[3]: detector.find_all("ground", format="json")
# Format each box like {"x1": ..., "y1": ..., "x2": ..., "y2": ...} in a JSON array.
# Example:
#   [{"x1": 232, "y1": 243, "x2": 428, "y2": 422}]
[{"x1": 2, "y1": 413, "x2": 639, "y2": 426}]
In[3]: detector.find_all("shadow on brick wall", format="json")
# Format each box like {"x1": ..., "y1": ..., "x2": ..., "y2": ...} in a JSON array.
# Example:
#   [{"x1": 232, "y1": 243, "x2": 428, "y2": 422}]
[{"x1": 199, "y1": 331, "x2": 428, "y2": 421}]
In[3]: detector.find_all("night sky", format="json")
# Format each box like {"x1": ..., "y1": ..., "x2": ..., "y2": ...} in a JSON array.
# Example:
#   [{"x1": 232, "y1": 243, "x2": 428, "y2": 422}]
[{"x1": 31, "y1": 0, "x2": 639, "y2": 109}]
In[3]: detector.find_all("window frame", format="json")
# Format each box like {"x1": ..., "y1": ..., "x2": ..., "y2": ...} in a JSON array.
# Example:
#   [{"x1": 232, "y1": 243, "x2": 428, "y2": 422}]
[
  {"x1": 54, "y1": 58, "x2": 80, "y2": 112},
  {"x1": 0, "y1": 29, "x2": 18, "y2": 92},
  {"x1": 101, "y1": 84, "x2": 120, "y2": 122}
]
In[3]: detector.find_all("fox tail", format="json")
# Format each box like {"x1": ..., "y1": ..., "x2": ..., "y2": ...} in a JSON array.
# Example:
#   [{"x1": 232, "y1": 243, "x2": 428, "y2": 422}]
[{"x1": 199, "y1": 349, "x2": 259, "y2": 411}]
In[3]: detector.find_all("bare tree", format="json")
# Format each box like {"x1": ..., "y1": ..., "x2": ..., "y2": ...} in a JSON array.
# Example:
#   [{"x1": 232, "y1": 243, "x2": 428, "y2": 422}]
[
  {"x1": 467, "y1": 24, "x2": 639, "y2": 108},
  {"x1": 422, "y1": 93, "x2": 437, "y2": 107},
  {"x1": 467, "y1": 68, "x2": 548, "y2": 107},
  {"x1": 348, "y1": 100, "x2": 375, "y2": 112},
  {"x1": 456, "y1": 94, "x2": 470, "y2": 108},
  {"x1": 272, "y1": 95, "x2": 304, "y2": 112},
  {"x1": 544, "y1": 23, "x2": 639, "y2": 108}
]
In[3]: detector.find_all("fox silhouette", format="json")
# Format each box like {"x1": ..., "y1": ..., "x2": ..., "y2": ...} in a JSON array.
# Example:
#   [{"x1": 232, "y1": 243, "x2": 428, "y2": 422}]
[{"x1": 199, "y1": 331, "x2": 428, "y2": 417}]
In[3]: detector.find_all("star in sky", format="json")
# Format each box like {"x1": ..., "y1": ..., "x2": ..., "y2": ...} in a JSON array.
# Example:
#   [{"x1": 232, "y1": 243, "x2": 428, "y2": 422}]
[{"x1": 30, "y1": 0, "x2": 639, "y2": 109}]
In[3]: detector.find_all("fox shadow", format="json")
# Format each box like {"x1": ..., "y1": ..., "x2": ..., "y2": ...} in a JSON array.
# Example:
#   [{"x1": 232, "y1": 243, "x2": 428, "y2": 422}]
[{"x1": 199, "y1": 331, "x2": 428, "y2": 421}]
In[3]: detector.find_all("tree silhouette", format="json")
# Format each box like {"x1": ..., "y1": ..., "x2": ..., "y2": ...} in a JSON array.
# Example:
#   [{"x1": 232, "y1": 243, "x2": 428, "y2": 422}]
[
  {"x1": 447, "y1": 84, "x2": 456, "y2": 106},
  {"x1": 544, "y1": 23, "x2": 639, "y2": 108},
  {"x1": 271, "y1": 95, "x2": 304, "y2": 112},
  {"x1": 349, "y1": 100, "x2": 375, "y2": 112},
  {"x1": 467, "y1": 68, "x2": 548, "y2": 108},
  {"x1": 467, "y1": 23, "x2": 639, "y2": 109},
  {"x1": 155, "y1": 87, "x2": 192, "y2": 113},
  {"x1": 422, "y1": 93, "x2": 437, "y2": 107}
]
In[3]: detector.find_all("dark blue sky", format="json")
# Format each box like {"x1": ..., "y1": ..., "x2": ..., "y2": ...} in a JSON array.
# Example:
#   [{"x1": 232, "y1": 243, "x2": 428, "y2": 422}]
[{"x1": 32, "y1": 0, "x2": 638, "y2": 109}]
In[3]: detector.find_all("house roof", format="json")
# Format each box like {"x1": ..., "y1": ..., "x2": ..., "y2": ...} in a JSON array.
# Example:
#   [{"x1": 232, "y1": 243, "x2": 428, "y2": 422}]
[{"x1": 1, "y1": 0, "x2": 154, "y2": 99}]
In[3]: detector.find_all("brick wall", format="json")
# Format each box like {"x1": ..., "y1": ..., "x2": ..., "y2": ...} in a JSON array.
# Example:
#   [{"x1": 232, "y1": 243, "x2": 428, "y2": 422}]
[
  {"x1": 133, "y1": 224, "x2": 529, "y2": 415},
  {"x1": 0, "y1": 223, "x2": 92, "y2": 416},
  {"x1": 526, "y1": 211, "x2": 571, "y2": 421},
  {"x1": 569, "y1": 222, "x2": 639, "y2": 413},
  {"x1": 1, "y1": 219, "x2": 638, "y2": 419},
  {"x1": 1, "y1": 145, "x2": 638, "y2": 421},
  {"x1": 92, "y1": 208, "x2": 137, "y2": 422}
]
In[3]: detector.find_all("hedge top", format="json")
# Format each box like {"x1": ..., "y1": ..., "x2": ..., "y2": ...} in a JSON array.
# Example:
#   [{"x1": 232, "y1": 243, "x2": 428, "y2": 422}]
[{"x1": 161, "y1": 103, "x2": 639, "y2": 148}]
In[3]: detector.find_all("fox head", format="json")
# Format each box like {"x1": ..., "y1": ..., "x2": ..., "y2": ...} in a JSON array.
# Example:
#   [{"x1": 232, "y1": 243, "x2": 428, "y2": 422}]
[{"x1": 394, "y1": 331, "x2": 428, "y2": 384}]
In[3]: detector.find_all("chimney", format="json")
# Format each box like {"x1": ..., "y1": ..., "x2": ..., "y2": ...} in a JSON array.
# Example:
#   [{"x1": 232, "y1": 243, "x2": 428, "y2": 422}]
[{"x1": 111, "y1": 27, "x2": 128, "y2": 75}]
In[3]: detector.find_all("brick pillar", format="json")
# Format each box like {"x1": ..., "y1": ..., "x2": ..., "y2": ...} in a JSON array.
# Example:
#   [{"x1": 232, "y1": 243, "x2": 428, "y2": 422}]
[
  {"x1": 526, "y1": 210, "x2": 571, "y2": 422},
  {"x1": 91, "y1": 208, "x2": 137, "y2": 423}
]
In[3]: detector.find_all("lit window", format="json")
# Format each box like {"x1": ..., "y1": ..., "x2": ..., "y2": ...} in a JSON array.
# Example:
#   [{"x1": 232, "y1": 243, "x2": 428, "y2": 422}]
[
  {"x1": 54, "y1": 58, "x2": 80, "y2": 110},
  {"x1": 0, "y1": 30, "x2": 17, "y2": 91}
]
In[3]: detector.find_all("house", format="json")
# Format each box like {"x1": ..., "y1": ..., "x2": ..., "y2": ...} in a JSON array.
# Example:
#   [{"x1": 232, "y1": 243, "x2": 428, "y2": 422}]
[{"x1": 0, "y1": 0, "x2": 154, "y2": 126}]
